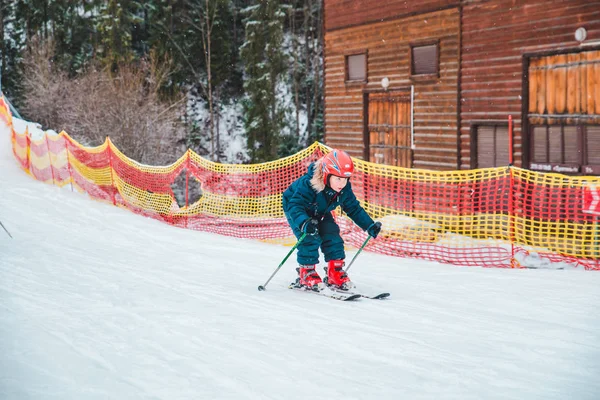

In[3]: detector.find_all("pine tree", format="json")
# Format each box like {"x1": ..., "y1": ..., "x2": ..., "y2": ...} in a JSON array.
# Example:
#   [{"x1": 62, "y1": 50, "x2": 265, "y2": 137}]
[
  {"x1": 307, "y1": 0, "x2": 323, "y2": 144},
  {"x1": 50, "y1": 0, "x2": 101, "y2": 75},
  {"x1": 182, "y1": 0, "x2": 229, "y2": 160},
  {"x1": 141, "y1": 0, "x2": 187, "y2": 95},
  {"x1": 240, "y1": 0, "x2": 287, "y2": 162},
  {"x1": 15, "y1": 0, "x2": 49, "y2": 43},
  {"x1": 97, "y1": 0, "x2": 141, "y2": 69},
  {"x1": 0, "y1": 0, "x2": 22, "y2": 97},
  {"x1": 4, "y1": 0, "x2": 326, "y2": 163}
]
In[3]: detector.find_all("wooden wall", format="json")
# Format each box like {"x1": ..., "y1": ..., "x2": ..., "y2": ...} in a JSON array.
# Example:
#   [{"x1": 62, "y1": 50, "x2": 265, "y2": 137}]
[
  {"x1": 529, "y1": 50, "x2": 600, "y2": 125},
  {"x1": 324, "y1": 0, "x2": 459, "y2": 32},
  {"x1": 460, "y1": 0, "x2": 600, "y2": 169},
  {"x1": 324, "y1": 7, "x2": 461, "y2": 169}
]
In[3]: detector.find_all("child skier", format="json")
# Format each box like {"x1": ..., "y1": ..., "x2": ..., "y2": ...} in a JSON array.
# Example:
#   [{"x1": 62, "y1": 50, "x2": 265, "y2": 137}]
[{"x1": 282, "y1": 149, "x2": 382, "y2": 291}]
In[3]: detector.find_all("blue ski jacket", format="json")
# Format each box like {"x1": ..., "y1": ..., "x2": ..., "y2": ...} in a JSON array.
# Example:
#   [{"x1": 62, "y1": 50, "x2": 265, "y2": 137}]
[{"x1": 282, "y1": 162, "x2": 374, "y2": 232}]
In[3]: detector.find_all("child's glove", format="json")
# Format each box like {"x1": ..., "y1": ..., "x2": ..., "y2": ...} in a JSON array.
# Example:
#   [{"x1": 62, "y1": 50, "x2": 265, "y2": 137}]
[
  {"x1": 301, "y1": 218, "x2": 319, "y2": 236},
  {"x1": 367, "y1": 221, "x2": 382, "y2": 238}
]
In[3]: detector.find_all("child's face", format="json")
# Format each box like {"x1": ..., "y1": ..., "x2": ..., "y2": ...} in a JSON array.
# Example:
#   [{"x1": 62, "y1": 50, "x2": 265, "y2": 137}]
[{"x1": 329, "y1": 175, "x2": 349, "y2": 192}]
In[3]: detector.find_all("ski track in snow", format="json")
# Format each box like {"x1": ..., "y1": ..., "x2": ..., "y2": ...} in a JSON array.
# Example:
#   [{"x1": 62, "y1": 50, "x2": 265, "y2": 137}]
[{"x1": 1, "y1": 125, "x2": 600, "y2": 400}]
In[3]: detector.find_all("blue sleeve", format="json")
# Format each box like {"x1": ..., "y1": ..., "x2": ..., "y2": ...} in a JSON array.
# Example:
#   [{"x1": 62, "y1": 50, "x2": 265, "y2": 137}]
[
  {"x1": 341, "y1": 184, "x2": 374, "y2": 231},
  {"x1": 286, "y1": 178, "x2": 315, "y2": 230}
]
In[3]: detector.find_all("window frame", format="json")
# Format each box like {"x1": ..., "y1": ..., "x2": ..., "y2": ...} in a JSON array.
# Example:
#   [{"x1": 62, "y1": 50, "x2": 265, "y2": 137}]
[
  {"x1": 409, "y1": 39, "x2": 440, "y2": 81},
  {"x1": 528, "y1": 124, "x2": 600, "y2": 175},
  {"x1": 470, "y1": 121, "x2": 511, "y2": 169},
  {"x1": 344, "y1": 50, "x2": 368, "y2": 84}
]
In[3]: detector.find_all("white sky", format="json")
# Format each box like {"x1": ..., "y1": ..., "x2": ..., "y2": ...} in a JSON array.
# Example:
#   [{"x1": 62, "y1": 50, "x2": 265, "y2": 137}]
[{"x1": 1, "y1": 120, "x2": 600, "y2": 400}]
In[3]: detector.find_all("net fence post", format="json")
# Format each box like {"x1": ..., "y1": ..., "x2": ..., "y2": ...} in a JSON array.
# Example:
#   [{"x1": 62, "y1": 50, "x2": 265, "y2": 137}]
[{"x1": 508, "y1": 115, "x2": 518, "y2": 268}]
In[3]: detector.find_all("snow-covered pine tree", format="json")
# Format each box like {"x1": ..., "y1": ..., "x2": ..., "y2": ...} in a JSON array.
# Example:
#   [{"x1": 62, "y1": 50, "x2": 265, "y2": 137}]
[
  {"x1": 240, "y1": 1, "x2": 287, "y2": 162},
  {"x1": 97, "y1": 0, "x2": 141, "y2": 70},
  {"x1": 1, "y1": 0, "x2": 22, "y2": 97}
]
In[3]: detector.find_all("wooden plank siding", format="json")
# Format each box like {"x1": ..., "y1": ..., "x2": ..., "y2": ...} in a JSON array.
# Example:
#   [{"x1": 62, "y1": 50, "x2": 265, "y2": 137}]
[
  {"x1": 324, "y1": 7, "x2": 461, "y2": 169},
  {"x1": 324, "y1": 0, "x2": 459, "y2": 32},
  {"x1": 324, "y1": 0, "x2": 600, "y2": 172},
  {"x1": 460, "y1": 0, "x2": 600, "y2": 169},
  {"x1": 528, "y1": 51, "x2": 600, "y2": 124}
]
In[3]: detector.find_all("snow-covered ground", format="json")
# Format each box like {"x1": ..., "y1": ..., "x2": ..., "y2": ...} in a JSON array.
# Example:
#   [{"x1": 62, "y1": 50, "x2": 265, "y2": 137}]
[{"x1": 1, "y1": 122, "x2": 600, "y2": 400}]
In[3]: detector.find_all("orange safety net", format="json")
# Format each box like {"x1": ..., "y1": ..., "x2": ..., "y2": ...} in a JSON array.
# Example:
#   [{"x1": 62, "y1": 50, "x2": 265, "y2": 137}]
[{"x1": 3, "y1": 96, "x2": 599, "y2": 270}]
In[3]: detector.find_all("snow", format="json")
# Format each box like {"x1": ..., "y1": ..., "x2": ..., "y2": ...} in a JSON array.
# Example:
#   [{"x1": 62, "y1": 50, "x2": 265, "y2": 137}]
[
  {"x1": 185, "y1": 93, "x2": 248, "y2": 163},
  {"x1": 1, "y1": 121, "x2": 600, "y2": 400},
  {"x1": 11, "y1": 117, "x2": 57, "y2": 140}
]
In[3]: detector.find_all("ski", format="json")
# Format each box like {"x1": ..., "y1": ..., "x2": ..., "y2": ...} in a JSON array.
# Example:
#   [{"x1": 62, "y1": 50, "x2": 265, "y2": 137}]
[
  {"x1": 327, "y1": 286, "x2": 390, "y2": 300},
  {"x1": 362, "y1": 292, "x2": 390, "y2": 300},
  {"x1": 288, "y1": 285, "x2": 362, "y2": 301}
]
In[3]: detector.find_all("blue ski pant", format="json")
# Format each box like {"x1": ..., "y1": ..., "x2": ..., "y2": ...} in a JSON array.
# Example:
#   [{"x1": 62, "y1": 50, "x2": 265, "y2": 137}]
[{"x1": 284, "y1": 211, "x2": 345, "y2": 265}]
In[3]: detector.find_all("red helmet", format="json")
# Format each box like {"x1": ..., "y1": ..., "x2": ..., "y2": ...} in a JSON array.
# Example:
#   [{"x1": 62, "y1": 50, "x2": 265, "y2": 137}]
[{"x1": 321, "y1": 149, "x2": 354, "y2": 186}]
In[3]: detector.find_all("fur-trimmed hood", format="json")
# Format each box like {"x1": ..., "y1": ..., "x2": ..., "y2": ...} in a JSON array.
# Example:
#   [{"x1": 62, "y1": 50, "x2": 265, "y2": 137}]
[
  {"x1": 282, "y1": 159, "x2": 374, "y2": 232},
  {"x1": 309, "y1": 159, "x2": 326, "y2": 193}
]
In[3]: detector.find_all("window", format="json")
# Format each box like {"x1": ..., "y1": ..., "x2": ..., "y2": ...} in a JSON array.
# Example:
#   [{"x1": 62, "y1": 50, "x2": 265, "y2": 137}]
[
  {"x1": 471, "y1": 124, "x2": 510, "y2": 168},
  {"x1": 585, "y1": 126, "x2": 600, "y2": 168},
  {"x1": 410, "y1": 41, "x2": 439, "y2": 78},
  {"x1": 346, "y1": 53, "x2": 366, "y2": 82},
  {"x1": 529, "y1": 125, "x2": 600, "y2": 174}
]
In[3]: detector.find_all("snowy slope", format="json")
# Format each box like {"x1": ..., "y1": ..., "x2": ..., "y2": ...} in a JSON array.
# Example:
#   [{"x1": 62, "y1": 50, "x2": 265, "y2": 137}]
[{"x1": 1, "y1": 124, "x2": 600, "y2": 400}]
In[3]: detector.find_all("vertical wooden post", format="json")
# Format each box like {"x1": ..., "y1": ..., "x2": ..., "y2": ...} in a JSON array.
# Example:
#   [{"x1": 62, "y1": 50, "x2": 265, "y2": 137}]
[
  {"x1": 185, "y1": 151, "x2": 190, "y2": 229},
  {"x1": 595, "y1": 215, "x2": 599, "y2": 263},
  {"x1": 25, "y1": 128, "x2": 31, "y2": 174},
  {"x1": 45, "y1": 134, "x2": 55, "y2": 185},
  {"x1": 185, "y1": 151, "x2": 190, "y2": 209},
  {"x1": 63, "y1": 133, "x2": 73, "y2": 192},
  {"x1": 107, "y1": 138, "x2": 117, "y2": 206}
]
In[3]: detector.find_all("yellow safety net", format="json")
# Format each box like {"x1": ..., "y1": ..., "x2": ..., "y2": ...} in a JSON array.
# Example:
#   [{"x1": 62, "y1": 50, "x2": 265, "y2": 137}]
[{"x1": 3, "y1": 96, "x2": 599, "y2": 270}]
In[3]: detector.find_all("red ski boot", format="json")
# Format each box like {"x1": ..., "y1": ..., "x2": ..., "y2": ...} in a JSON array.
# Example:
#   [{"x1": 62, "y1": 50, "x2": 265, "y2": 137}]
[
  {"x1": 325, "y1": 260, "x2": 353, "y2": 290},
  {"x1": 296, "y1": 265, "x2": 324, "y2": 291}
]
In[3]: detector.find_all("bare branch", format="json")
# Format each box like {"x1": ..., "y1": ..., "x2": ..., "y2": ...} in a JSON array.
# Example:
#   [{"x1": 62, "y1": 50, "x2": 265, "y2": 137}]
[{"x1": 21, "y1": 37, "x2": 186, "y2": 166}]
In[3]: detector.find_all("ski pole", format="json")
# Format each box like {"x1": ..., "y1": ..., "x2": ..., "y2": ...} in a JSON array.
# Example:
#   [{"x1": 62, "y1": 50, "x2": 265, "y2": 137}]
[
  {"x1": 344, "y1": 235, "x2": 371, "y2": 273},
  {"x1": 0, "y1": 220, "x2": 12, "y2": 238},
  {"x1": 258, "y1": 232, "x2": 307, "y2": 291}
]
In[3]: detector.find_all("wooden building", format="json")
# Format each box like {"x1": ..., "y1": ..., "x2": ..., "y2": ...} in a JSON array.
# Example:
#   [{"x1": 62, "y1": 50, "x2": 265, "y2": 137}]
[{"x1": 323, "y1": 0, "x2": 600, "y2": 174}]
